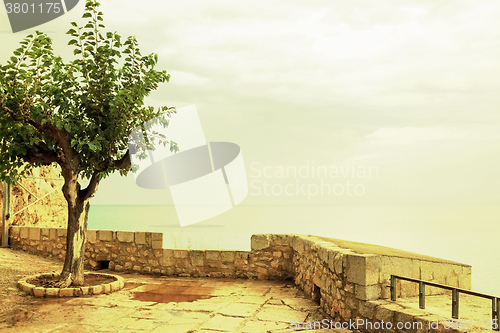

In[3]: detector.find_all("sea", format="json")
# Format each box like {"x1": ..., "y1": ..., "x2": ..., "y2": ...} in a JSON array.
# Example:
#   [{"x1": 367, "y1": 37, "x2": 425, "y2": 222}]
[{"x1": 88, "y1": 204, "x2": 500, "y2": 297}]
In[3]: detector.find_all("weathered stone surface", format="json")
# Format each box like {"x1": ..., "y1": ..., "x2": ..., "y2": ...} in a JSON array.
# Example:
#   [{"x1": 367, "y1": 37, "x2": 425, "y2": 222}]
[
  {"x1": 200, "y1": 315, "x2": 245, "y2": 331},
  {"x1": 218, "y1": 303, "x2": 260, "y2": 317},
  {"x1": 190, "y1": 251, "x2": 204, "y2": 266},
  {"x1": 90, "y1": 285, "x2": 102, "y2": 295},
  {"x1": 135, "y1": 232, "x2": 146, "y2": 245},
  {"x1": 205, "y1": 251, "x2": 220, "y2": 261},
  {"x1": 59, "y1": 288, "x2": 74, "y2": 297},
  {"x1": 152, "y1": 233, "x2": 162, "y2": 241},
  {"x1": 221, "y1": 251, "x2": 235, "y2": 263},
  {"x1": 98, "y1": 230, "x2": 112, "y2": 241},
  {"x1": 56, "y1": 228, "x2": 66, "y2": 237},
  {"x1": 45, "y1": 288, "x2": 59, "y2": 297},
  {"x1": 20, "y1": 228, "x2": 29, "y2": 239},
  {"x1": 355, "y1": 285, "x2": 381, "y2": 301},
  {"x1": 251, "y1": 234, "x2": 270, "y2": 251},
  {"x1": 49, "y1": 228, "x2": 57, "y2": 240},
  {"x1": 33, "y1": 287, "x2": 45, "y2": 297},
  {"x1": 86, "y1": 230, "x2": 97, "y2": 244},
  {"x1": 152, "y1": 241, "x2": 162, "y2": 249},
  {"x1": 256, "y1": 304, "x2": 308, "y2": 323},
  {"x1": 28, "y1": 228, "x2": 41, "y2": 241},
  {"x1": 173, "y1": 250, "x2": 188, "y2": 259},
  {"x1": 116, "y1": 231, "x2": 134, "y2": 243}
]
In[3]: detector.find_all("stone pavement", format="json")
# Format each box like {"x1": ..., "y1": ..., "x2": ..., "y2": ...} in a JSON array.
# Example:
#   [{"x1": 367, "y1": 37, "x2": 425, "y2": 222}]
[{"x1": 0, "y1": 249, "x2": 354, "y2": 333}]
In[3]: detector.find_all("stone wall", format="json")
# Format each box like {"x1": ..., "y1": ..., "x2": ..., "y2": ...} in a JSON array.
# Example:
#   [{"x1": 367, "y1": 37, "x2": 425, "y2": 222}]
[
  {"x1": 9, "y1": 227, "x2": 164, "y2": 274},
  {"x1": 7, "y1": 227, "x2": 294, "y2": 280},
  {"x1": 7, "y1": 227, "x2": 473, "y2": 333},
  {"x1": 286, "y1": 234, "x2": 471, "y2": 331},
  {"x1": 0, "y1": 166, "x2": 67, "y2": 229}
]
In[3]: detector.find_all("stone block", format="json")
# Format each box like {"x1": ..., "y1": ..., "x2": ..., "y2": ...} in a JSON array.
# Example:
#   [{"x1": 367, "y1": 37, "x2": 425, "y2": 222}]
[
  {"x1": 206, "y1": 251, "x2": 220, "y2": 261},
  {"x1": 173, "y1": 250, "x2": 188, "y2": 259},
  {"x1": 103, "y1": 283, "x2": 111, "y2": 293},
  {"x1": 10, "y1": 226, "x2": 20, "y2": 237},
  {"x1": 375, "y1": 305, "x2": 394, "y2": 322},
  {"x1": 109, "y1": 281, "x2": 120, "y2": 291},
  {"x1": 251, "y1": 234, "x2": 270, "y2": 251},
  {"x1": 90, "y1": 285, "x2": 102, "y2": 295},
  {"x1": 152, "y1": 241, "x2": 162, "y2": 249},
  {"x1": 117, "y1": 231, "x2": 134, "y2": 243},
  {"x1": 45, "y1": 288, "x2": 59, "y2": 297},
  {"x1": 57, "y1": 228, "x2": 66, "y2": 237},
  {"x1": 41, "y1": 228, "x2": 50, "y2": 237},
  {"x1": 80, "y1": 287, "x2": 90, "y2": 296},
  {"x1": 189, "y1": 250, "x2": 204, "y2": 266},
  {"x1": 355, "y1": 284, "x2": 381, "y2": 301},
  {"x1": 59, "y1": 288, "x2": 75, "y2": 297},
  {"x1": 346, "y1": 254, "x2": 380, "y2": 286},
  {"x1": 33, "y1": 287, "x2": 45, "y2": 297},
  {"x1": 236, "y1": 251, "x2": 249, "y2": 260},
  {"x1": 163, "y1": 249, "x2": 174, "y2": 258},
  {"x1": 87, "y1": 230, "x2": 97, "y2": 244},
  {"x1": 380, "y1": 257, "x2": 419, "y2": 283},
  {"x1": 358, "y1": 300, "x2": 377, "y2": 319},
  {"x1": 28, "y1": 228, "x2": 41, "y2": 241},
  {"x1": 152, "y1": 233, "x2": 163, "y2": 241},
  {"x1": 20, "y1": 227, "x2": 29, "y2": 239},
  {"x1": 221, "y1": 251, "x2": 235, "y2": 263},
  {"x1": 98, "y1": 230, "x2": 113, "y2": 242},
  {"x1": 114, "y1": 264, "x2": 123, "y2": 271},
  {"x1": 135, "y1": 232, "x2": 146, "y2": 245},
  {"x1": 49, "y1": 229, "x2": 57, "y2": 240},
  {"x1": 292, "y1": 236, "x2": 305, "y2": 254}
]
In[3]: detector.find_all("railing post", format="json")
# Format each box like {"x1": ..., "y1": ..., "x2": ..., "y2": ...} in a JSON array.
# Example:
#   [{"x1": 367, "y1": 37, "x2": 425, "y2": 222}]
[
  {"x1": 496, "y1": 298, "x2": 500, "y2": 331},
  {"x1": 419, "y1": 281, "x2": 425, "y2": 309},
  {"x1": 452, "y1": 288, "x2": 459, "y2": 319},
  {"x1": 390, "y1": 275, "x2": 396, "y2": 301}
]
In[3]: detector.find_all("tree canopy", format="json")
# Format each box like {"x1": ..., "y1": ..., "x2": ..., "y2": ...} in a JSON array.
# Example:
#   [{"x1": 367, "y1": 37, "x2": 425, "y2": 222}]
[
  {"x1": 0, "y1": 0, "x2": 177, "y2": 187},
  {"x1": 0, "y1": 0, "x2": 177, "y2": 286}
]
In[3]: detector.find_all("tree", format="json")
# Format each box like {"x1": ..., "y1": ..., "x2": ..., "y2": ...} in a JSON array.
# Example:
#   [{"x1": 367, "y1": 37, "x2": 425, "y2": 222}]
[{"x1": 0, "y1": 0, "x2": 177, "y2": 287}]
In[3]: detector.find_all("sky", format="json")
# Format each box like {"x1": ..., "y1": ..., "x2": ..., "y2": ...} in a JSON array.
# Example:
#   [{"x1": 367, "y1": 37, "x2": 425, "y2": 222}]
[{"x1": 2, "y1": 0, "x2": 500, "y2": 205}]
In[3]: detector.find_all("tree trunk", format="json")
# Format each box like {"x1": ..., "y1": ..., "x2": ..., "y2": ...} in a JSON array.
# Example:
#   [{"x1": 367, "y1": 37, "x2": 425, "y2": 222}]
[{"x1": 57, "y1": 167, "x2": 97, "y2": 287}]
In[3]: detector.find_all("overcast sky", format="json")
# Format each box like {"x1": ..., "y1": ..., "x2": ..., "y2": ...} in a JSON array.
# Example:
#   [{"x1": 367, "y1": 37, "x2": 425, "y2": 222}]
[{"x1": 2, "y1": 0, "x2": 500, "y2": 205}]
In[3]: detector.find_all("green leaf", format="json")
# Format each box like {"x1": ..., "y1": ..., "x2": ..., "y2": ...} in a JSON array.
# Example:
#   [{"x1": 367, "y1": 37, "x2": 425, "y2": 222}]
[
  {"x1": 88, "y1": 142, "x2": 98, "y2": 151},
  {"x1": 71, "y1": 22, "x2": 78, "y2": 27},
  {"x1": 68, "y1": 39, "x2": 78, "y2": 45},
  {"x1": 10, "y1": 57, "x2": 17, "y2": 63},
  {"x1": 82, "y1": 12, "x2": 92, "y2": 18}
]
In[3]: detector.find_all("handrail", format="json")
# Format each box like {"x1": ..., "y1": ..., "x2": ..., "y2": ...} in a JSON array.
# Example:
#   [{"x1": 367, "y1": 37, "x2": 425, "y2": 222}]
[{"x1": 391, "y1": 275, "x2": 500, "y2": 331}]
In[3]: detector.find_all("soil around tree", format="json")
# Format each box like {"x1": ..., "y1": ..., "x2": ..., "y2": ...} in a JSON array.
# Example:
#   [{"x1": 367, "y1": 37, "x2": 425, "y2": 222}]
[{"x1": 27, "y1": 273, "x2": 116, "y2": 288}]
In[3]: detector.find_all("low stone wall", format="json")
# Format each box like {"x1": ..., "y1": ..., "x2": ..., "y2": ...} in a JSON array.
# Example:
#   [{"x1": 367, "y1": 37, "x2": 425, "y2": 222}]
[
  {"x1": 8, "y1": 227, "x2": 473, "y2": 333},
  {"x1": 8, "y1": 227, "x2": 293, "y2": 280},
  {"x1": 286, "y1": 234, "x2": 471, "y2": 331},
  {"x1": 9, "y1": 227, "x2": 164, "y2": 274}
]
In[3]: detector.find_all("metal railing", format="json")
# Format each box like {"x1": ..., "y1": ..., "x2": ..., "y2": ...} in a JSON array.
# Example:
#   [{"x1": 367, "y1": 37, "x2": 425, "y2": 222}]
[{"x1": 391, "y1": 275, "x2": 500, "y2": 331}]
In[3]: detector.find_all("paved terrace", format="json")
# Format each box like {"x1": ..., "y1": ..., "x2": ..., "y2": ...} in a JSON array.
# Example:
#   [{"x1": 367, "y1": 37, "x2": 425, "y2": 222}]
[{"x1": 0, "y1": 248, "x2": 354, "y2": 333}]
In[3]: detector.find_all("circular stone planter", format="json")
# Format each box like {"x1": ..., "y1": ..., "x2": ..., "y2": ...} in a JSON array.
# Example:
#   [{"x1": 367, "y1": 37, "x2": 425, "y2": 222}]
[{"x1": 18, "y1": 272, "x2": 125, "y2": 298}]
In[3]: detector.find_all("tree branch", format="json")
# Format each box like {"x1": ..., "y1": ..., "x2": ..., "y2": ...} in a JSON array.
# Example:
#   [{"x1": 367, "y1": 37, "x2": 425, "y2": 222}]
[
  {"x1": 114, "y1": 150, "x2": 131, "y2": 170},
  {"x1": 0, "y1": 98, "x2": 76, "y2": 168},
  {"x1": 80, "y1": 170, "x2": 100, "y2": 201}
]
